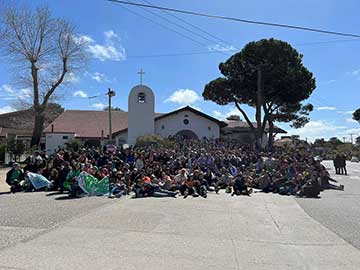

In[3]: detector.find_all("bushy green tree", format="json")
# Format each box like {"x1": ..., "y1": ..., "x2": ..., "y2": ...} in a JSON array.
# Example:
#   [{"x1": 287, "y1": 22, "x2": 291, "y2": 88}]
[
  {"x1": 203, "y1": 38, "x2": 316, "y2": 150},
  {"x1": 353, "y1": 109, "x2": 360, "y2": 123}
]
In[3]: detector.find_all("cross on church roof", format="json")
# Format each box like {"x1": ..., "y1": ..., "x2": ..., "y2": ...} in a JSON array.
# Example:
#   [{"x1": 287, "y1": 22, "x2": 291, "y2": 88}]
[{"x1": 137, "y1": 68, "x2": 145, "y2": 85}]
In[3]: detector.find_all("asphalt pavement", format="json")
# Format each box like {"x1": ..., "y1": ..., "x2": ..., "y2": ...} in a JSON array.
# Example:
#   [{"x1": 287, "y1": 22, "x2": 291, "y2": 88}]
[
  {"x1": 296, "y1": 160, "x2": 360, "y2": 250},
  {"x1": 1, "y1": 163, "x2": 360, "y2": 269}
]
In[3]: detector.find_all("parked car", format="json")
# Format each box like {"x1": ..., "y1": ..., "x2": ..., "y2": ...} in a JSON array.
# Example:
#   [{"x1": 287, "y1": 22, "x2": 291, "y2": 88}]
[{"x1": 351, "y1": 156, "x2": 359, "y2": 162}]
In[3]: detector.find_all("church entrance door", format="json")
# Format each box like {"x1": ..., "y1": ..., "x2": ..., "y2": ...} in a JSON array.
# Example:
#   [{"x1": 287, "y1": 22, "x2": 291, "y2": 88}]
[{"x1": 175, "y1": 130, "x2": 199, "y2": 140}]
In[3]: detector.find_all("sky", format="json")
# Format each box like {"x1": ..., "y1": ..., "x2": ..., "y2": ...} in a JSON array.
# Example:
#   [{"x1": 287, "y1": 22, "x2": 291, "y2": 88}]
[{"x1": 0, "y1": 0, "x2": 359, "y2": 142}]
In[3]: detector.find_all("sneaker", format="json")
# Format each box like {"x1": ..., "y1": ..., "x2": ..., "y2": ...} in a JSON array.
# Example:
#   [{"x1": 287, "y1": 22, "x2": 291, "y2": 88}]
[{"x1": 339, "y1": 184, "x2": 344, "y2": 191}]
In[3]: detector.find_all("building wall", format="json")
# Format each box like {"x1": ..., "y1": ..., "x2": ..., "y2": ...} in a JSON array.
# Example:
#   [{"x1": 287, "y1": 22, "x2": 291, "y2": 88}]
[
  {"x1": 115, "y1": 131, "x2": 128, "y2": 146},
  {"x1": 154, "y1": 110, "x2": 220, "y2": 139},
  {"x1": 46, "y1": 133, "x2": 75, "y2": 155},
  {"x1": 128, "y1": 85, "x2": 155, "y2": 145}
]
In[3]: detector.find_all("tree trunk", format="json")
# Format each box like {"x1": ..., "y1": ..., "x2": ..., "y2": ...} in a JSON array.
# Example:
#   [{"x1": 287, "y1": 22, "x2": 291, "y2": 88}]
[
  {"x1": 30, "y1": 107, "x2": 46, "y2": 147},
  {"x1": 268, "y1": 119, "x2": 275, "y2": 152}
]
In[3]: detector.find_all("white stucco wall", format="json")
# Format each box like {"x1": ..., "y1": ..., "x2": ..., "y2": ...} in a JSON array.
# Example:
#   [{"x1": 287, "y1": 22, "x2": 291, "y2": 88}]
[
  {"x1": 115, "y1": 131, "x2": 128, "y2": 146},
  {"x1": 46, "y1": 133, "x2": 75, "y2": 155},
  {"x1": 155, "y1": 109, "x2": 220, "y2": 139},
  {"x1": 128, "y1": 85, "x2": 155, "y2": 145}
]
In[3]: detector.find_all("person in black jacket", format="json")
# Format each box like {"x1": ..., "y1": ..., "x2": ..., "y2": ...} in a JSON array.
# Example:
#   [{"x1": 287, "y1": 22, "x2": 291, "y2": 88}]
[{"x1": 6, "y1": 163, "x2": 24, "y2": 193}]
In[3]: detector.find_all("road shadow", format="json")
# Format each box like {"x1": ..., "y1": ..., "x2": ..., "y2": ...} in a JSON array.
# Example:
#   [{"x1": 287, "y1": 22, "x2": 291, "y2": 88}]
[
  {"x1": 55, "y1": 195, "x2": 82, "y2": 200},
  {"x1": 46, "y1": 191, "x2": 65, "y2": 197}
]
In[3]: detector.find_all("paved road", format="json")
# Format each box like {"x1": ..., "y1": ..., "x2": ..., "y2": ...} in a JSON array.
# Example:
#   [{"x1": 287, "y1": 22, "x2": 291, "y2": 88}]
[
  {"x1": 0, "y1": 192, "x2": 113, "y2": 251},
  {"x1": 296, "y1": 161, "x2": 360, "y2": 250},
  {"x1": 1, "y1": 188, "x2": 360, "y2": 269}
]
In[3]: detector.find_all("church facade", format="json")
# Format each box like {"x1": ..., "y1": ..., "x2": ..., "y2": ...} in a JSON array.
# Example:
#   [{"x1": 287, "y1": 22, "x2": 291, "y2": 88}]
[
  {"x1": 111, "y1": 84, "x2": 226, "y2": 145},
  {"x1": 44, "y1": 84, "x2": 286, "y2": 154}
]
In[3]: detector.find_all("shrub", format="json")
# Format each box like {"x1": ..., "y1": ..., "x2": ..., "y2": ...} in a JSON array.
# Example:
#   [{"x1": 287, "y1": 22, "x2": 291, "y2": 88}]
[{"x1": 135, "y1": 135, "x2": 175, "y2": 148}]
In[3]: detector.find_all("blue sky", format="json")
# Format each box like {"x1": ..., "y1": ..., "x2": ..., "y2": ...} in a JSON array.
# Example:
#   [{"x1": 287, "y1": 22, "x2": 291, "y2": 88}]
[{"x1": 0, "y1": 0, "x2": 359, "y2": 141}]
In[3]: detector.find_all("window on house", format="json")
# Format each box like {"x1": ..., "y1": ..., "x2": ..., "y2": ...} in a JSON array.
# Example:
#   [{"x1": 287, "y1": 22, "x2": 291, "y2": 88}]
[
  {"x1": 138, "y1": 92, "x2": 146, "y2": 103},
  {"x1": 183, "y1": 119, "x2": 189, "y2": 125},
  {"x1": 161, "y1": 125, "x2": 165, "y2": 130},
  {"x1": 208, "y1": 126, "x2": 211, "y2": 130},
  {"x1": 62, "y1": 136, "x2": 69, "y2": 140}
]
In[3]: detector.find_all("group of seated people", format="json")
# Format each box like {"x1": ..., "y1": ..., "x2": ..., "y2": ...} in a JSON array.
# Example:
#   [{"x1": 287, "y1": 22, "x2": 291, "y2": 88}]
[{"x1": 5, "y1": 139, "x2": 344, "y2": 198}]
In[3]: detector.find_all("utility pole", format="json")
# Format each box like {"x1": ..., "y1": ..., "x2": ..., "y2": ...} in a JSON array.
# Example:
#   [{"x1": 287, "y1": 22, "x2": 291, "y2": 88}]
[
  {"x1": 350, "y1": 133, "x2": 354, "y2": 144},
  {"x1": 107, "y1": 88, "x2": 116, "y2": 142},
  {"x1": 343, "y1": 137, "x2": 346, "y2": 143},
  {"x1": 256, "y1": 66, "x2": 262, "y2": 150}
]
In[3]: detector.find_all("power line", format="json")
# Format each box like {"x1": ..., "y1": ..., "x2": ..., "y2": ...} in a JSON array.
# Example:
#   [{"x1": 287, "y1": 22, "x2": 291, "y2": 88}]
[
  {"x1": 294, "y1": 39, "x2": 360, "y2": 46},
  {"x1": 117, "y1": 3, "x2": 209, "y2": 48},
  {"x1": 141, "y1": 0, "x2": 235, "y2": 49},
  {"x1": 108, "y1": 0, "x2": 360, "y2": 39},
  {"x1": 127, "y1": 50, "x2": 223, "y2": 58},
  {"x1": 135, "y1": 0, "x2": 220, "y2": 47}
]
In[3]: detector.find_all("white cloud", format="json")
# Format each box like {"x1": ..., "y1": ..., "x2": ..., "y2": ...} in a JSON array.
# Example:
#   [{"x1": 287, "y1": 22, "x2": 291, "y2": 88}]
[
  {"x1": 73, "y1": 34, "x2": 94, "y2": 45},
  {"x1": 165, "y1": 89, "x2": 200, "y2": 105},
  {"x1": 317, "y1": 106, "x2": 336, "y2": 111},
  {"x1": 0, "y1": 84, "x2": 31, "y2": 101},
  {"x1": 87, "y1": 30, "x2": 126, "y2": 62},
  {"x1": 65, "y1": 72, "x2": 79, "y2": 83},
  {"x1": 337, "y1": 110, "x2": 355, "y2": 115},
  {"x1": 2, "y1": 84, "x2": 14, "y2": 93},
  {"x1": 208, "y1": 44, "x2": 236, "y2": 52},
  {"x1": 104, "y1": 30, "x2": 117, "y2": 39},
  {"x1": 18, "y1": 88, "x2": 31, "y2": 100},
  {"x1": 286, "y1": 120, "x2": 349, "y2": 142},
  {"x1": 212, "y1": 110, "x2": 223, "y2": 119},
  {"x1": 0, "y1": 106, "x2": 15, "y2": 114},
  {"x1": 346, "y1": 118, "x2": 357, "y2": 123},
  {"x1": 73, "y1": 90, "x2": 88, "y2": 98},
  {"x1": 92, "y1": 103, "x2": 106, "y2": 110},
  {"x1": 90, "y1": 72, "x2": 109, "y2": 83},
  {"x1": 352, "y1": 69, "x2": 360, "y2": 76},
  {"x1": 212, "y1": 108, "x2": 244, "y2": 120}
]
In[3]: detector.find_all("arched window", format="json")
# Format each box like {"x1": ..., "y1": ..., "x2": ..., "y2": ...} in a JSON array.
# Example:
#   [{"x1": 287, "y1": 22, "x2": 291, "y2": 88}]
[{"x1": 138, "y1": 92, "x2": 146, "y2": 103}]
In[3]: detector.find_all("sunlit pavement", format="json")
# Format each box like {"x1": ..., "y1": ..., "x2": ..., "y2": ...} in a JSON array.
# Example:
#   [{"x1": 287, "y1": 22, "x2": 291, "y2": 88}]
[{"x1": 1, "y1": 163, "x2": 360, "y2": 269}]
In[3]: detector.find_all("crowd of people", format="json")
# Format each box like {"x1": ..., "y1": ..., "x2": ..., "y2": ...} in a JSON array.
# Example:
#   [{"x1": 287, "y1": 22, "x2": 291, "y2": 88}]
[{"x1": 6, "y1": 139, "x2": 344, "y2": 198}]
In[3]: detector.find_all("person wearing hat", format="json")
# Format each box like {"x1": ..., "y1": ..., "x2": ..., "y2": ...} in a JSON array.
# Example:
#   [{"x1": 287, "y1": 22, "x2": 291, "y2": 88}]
[{"x1": 6, "y1": 163, "x2": 24, "y2": 193}]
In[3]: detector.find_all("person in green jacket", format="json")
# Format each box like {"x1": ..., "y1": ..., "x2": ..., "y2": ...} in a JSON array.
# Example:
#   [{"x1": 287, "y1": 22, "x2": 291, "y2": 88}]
[{"x1": 64, "y1": 163, "x2": 82, "y2": 197}]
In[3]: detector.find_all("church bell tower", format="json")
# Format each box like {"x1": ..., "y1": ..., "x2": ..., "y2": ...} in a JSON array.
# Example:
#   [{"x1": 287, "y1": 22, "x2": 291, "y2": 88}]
[{"x1": 127, "y1": 84, "x2": 155, "y2": 145}]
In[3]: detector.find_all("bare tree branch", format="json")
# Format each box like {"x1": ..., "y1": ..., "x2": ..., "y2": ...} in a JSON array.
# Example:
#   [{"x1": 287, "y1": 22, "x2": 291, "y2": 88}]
[{"x1": 0, "y1": 4, "x2": 89, "y2": 145}]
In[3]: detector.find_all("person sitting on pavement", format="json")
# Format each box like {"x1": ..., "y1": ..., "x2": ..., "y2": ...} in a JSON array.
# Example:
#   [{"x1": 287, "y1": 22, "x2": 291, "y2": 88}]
[
  {"x1": 232, "y1": 173, "x2": 251, "y2": 196},
  {"x1": 6, "y1": 163, "x2": 24, "y2": 193}
]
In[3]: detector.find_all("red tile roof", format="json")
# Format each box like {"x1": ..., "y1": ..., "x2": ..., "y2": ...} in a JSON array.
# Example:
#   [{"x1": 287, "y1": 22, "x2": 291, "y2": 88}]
[
  {"x1": 44, "y1": 110, "x2": 129, "y2": 138},
  {"x1": 224, "y1": 120, "x2": 287, "y2": 133},
  {"x1": 45, "y1": 109, "x2": 286, "y2": 139}
]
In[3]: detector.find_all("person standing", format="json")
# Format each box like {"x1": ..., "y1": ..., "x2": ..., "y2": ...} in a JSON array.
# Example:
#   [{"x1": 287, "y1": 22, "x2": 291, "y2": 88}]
[
  {"x1": 340, "y1": 155, "x2": 347, "y2": 175},
  {"x1": 333, "y1": 155, "x2": 340, "y2": 175}
]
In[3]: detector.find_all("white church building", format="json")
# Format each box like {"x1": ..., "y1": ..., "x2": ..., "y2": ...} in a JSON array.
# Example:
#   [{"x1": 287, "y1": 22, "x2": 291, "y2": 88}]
[{"x1": 44, "y1": 84, "x2": 286, "y2": 154}]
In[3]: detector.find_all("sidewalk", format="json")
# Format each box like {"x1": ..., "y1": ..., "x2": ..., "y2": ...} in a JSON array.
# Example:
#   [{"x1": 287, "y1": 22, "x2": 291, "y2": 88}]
[{"x1": 1, "y1": 192, "x2": 359, "y2": 269}]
